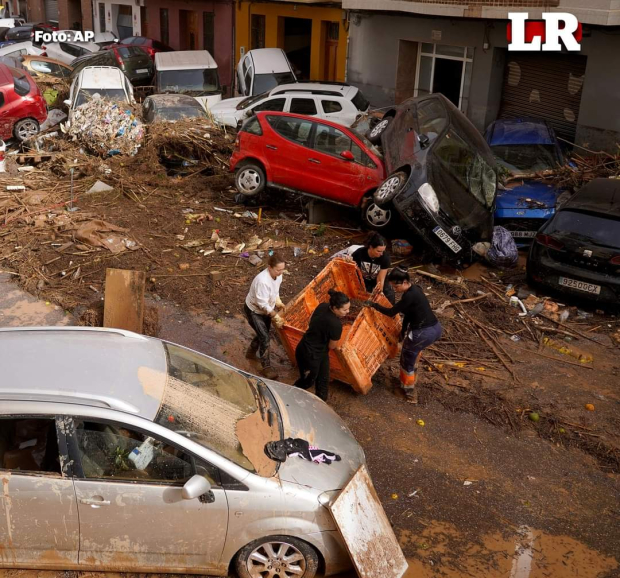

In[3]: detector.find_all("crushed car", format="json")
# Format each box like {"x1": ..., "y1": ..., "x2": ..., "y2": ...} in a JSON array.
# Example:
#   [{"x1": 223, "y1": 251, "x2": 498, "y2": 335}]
[
  {"x1": 527, "y1": 178, "x2": 620, "y2": 306},
  {"x1": 486, "y1": 118, "x2": 569, "y2": 245},
  {"x1": 369, "y1": 93, "x2": 497, "y2": 261}
]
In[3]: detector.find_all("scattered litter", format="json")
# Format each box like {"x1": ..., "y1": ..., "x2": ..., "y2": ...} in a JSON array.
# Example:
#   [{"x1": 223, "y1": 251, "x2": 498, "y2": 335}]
[
  {"x1": 293, "y1": 247, "x2": 302, "y2": 257},
  {"x1": 529, "y1": 412, "x2": 540, "y2": 422},
  {"x1": 214, "y1": 207, "x2": 233, "y2": 214},
  {"x1": 510, "y1": 335, "x2": 521, "y2": 342},
  {"x1": 178, "y1": 263, "x2": 190, "y2": 270},
  {"x1": 74, "y1": 219, "x2": 131, "y2": 254},
  {"x1": 86, "y1": 180, "x2": 114, "y2": 194},
  {"x1": 248, "y1": 255, "x2": 263, "y2": 267},
  {"x1": 585, "y1": 403, "x2": 595, "y2": 411},
  {"x1": 392, "y1": 239, "x2": 413, "y2": 256},
  {"x1": 240, "y1": 210, "x2": 258, "y2": 219},
  {"x1": 416, "y1": 419, "x2": 425, "y2": 427}
]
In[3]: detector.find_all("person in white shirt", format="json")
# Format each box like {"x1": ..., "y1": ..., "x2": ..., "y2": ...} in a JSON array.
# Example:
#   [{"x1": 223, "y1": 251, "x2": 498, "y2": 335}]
[{"x1": 244, "y1": 254, "x2": 286, "y2": 379}]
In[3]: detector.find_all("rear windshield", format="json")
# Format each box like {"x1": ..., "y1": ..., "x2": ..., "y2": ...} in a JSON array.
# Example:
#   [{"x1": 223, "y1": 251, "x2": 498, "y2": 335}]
[
  {"x1": 253, "y1": 72, "x2": 295, "y2": 96},
  {"x1": 492, "y1": 144, "x2": 562, "y2": 175},
  {"x1": 75, "y1": 89, "x2": 126, "y2": 107},
  {"x1": 547, "y1": 210, "x2": 620, "y2": 248},
  {"x1": 157, "y1": 68, "x2": 220, "y2": 97},
  {"x1": 351, "y1": 89, "x2": 370, "y2": 112},
  {"x1": 118, "y1": 46, "x2": 147, "y2": 59}
]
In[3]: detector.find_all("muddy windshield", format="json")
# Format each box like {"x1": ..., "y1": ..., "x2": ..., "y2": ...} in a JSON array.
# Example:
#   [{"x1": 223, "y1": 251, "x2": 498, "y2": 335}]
[
  {"x1": 253, "y1": 72, "x2": 295, "y2": 95},
  {"x1": 492, "y1": 144, "x2": 562, "y2": 175},
  {"x1": 157, "y1": 68, "x2": 220, "y2": 96},
  {"x1": 157, "y1": 343, "x2": 280, "y2": 476}
]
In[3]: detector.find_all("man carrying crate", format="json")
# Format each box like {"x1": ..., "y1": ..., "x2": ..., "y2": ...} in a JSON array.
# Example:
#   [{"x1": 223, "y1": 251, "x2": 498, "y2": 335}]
[{"x1": 244, "y1": 254, "x2": 286, "y2": 379}]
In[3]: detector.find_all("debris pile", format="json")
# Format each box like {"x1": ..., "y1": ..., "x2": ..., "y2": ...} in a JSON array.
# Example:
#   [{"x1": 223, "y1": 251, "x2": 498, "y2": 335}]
[
  {"x1": 542, "y1": 153, "x2": 620, "y2": 191},
  {"x1": 36, "y1": 78, "x2": 70, "y2": 108},
  {"x1": 63, "y1": 98, "x2": 144, "y2": 157}
]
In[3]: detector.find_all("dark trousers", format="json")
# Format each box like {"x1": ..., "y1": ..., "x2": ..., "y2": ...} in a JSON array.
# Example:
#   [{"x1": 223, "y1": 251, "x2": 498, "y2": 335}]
[
  {"x1": 244, "y1": 303, "x2": 272, "y2": 368},
  {"x1": 294, "y1": 341, "x2": 330, "y2": 402},
  {"x1": 365, "y1": 279, "x2": 396, "y2": 305},
  {"x1": 399, "y1": 321, "x2": 443, "y2": 390}
]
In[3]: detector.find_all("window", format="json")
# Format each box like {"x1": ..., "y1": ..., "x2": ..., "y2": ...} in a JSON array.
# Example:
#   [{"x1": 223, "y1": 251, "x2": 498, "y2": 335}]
[
  {"x1": 314, "y1": 123, "x2": 351, "y2": 157},
  {"x1": 98, "y1": 3, "x2": 105, "y2": 35},
  {"x1": 160, "y1": 8, "x2": 169, "y2": 46},
  {"x1": 252, "y1": 97, "x2": 285, "y2": 113},
  {"x1": 31, "y1": 60, "x2": 56, "y2": 74},
  {"x1": 251, "y1": 14, "x2": 265, "y2": 49},
  {"x1": 289, "y1": 98, "x2": 317, "y2": 116},
  {"x1": 253, "y1": 72, "x2": 295, "y2": 96},
  {"x1": 351, "y1": 90, "x2": 370, "y2": 112},
  {"x1": 321, "y1": 100, "x2": 342, "y2": 114},
  {"x1": 75, "y1": 88, "x2": 127, "y2": 108},
  {"x1": 117, "y1": 46, "x2": 146, "y2": 59},
  {"x1": 241, "y1": 116, "x2": 263, "y2": 136},
  {"x1": 60, "y1": 42, "x2": 84, "y2": 57},
  {"x1": 0, "y1": 418, "x2": 61, "y2": 475},
  {"x1": 203, "y1": 12, "x2": 214, "y2": 55},
  {"x1": 74, "y1": 420, "x2": 219, "y2": 485},
  {"x1": 157, "y1": 69, "x2": 220, "y2": 96},
  {"x1": 267, "y1": 115, "x2": 313, "y2": 146},
  {"x1": 416, "y1": 98, "x2": 448, "y2": 140}
]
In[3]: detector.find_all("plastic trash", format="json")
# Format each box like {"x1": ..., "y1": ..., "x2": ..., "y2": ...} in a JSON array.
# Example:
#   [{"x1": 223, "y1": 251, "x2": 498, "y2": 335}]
[
  {"x1": 293, "y1": 247, "x2": 302, "y2": 257},
  {"x1": 486, "y1": 226, "x2": 518, "y2": 269}
]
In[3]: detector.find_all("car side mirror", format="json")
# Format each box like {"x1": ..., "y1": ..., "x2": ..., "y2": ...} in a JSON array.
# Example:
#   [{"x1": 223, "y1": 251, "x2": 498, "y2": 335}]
[
  {"x1": 182, "y1": 474, "x2": 212, "y2": 501},
  {"x1": 63, "y1": 99, "x2": 71, "y2": 106},
  {"x1": 418, "y1": 134, "x2": 430, "y2": 149},
  {"x1": 340, "y1": 150, "x2": 354, "y2": 161}
]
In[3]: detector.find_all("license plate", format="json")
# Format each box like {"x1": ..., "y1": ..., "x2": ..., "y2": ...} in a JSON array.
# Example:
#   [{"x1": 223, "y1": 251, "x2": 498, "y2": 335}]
[
  {"x1": 433, "y1": 226, "x2": 462, "y2": 253},
  {"x1": 136, "y1": 68, "x2": 149, "y2": 74},
  {"x1": 511, "y1": 230, "x2": 537, "y2": 238},
  {"x1": 558, "y1": 276, "x2": 601, "y2": 295}
]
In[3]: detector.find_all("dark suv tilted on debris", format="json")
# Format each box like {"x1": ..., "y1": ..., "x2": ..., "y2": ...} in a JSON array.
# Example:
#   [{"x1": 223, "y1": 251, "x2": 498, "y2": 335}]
[{"x1": 368, "y1": 94, "x2": 498, "y2": 261}]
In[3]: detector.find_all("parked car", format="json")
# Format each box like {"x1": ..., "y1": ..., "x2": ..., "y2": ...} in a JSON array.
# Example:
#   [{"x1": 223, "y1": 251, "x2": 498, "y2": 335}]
[
  {"x1": 70, "y1": 45, "x2": 153, "y2": 86},
  {"x1": 369, "y1": 93, "x2": 497, "y2": 259},
  {"x1": 0, "y1": 62, "x2": 47, "y2": 141},
  {"x1": 106, "y1": 35, "x2": 173, "y2": 60},
  {"x1": 527, "y1": 178, "x2": 620, "y2": 306},
  {"x1": 155, "y1": 50, "x2": 221, "y2": 111},
  {"x1": 65, "y1": 66, "x2": 134, "y2": 120},
  {"x1": 0, "y1": 18, "x2": 23, "y2": 28},
  {"x1": 143, "y1": 94, "x2": 207, "y2": 173},
  {"x1": 486, "y1": 118, "x2": 568, "y2": 245},
  {"x1": 43, "y1": 39, "x2": 100, "y2": 65},
  {"x1": 20, "y1": 54, "x2": 72, "y2": 81},
  {"x1": 0, "y1": 325, "x2": 362, "y2": 576},
  {"x1": 0, "y1": 40, "x2": 44, "y2": 59},
  {"x1": 93, "y1": 31, "x2": 118, "y2": 47},
  {"x1": 231, "y1": 111, "x2": 389, "y2": 229},
  {"x1": 236, "y1": 48, "x2": 296, "y2": 97},
  {"x1": 5, "y1": 25, "x2": 34, "y2": 42},
  {"x1": 211, "y1": 82, "x2": 369, "y2": 129}
]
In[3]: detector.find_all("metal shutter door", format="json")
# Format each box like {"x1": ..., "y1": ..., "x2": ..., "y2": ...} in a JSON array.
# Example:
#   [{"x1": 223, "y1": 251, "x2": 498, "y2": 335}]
[
  {"x1": 499, "y1": 53, "x2": 587, "y2": 142},
  {"x1": 44, "y1": 0, "x2": 58, "y2": 22}
]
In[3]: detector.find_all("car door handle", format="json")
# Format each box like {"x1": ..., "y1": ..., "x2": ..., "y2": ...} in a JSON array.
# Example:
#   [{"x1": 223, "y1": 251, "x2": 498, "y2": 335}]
[
  {"x1": 266, "y1": 145, "x2": 277, "y2": 150},
  {"x1": 80, "y1": 497, "x2": 110, "y2": 507},
  {"x1": 308, "y1": 158, "x2": 321, "y2": 164}
]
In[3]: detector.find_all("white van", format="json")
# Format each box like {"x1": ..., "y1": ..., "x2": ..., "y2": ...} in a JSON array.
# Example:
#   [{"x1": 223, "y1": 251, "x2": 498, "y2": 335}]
[
  {"x1": 154, "y1": 50, "x2": 221, "y2": 111},
  {"x1": 236, "y1": 48, "x2": 296, "y2": 97}
]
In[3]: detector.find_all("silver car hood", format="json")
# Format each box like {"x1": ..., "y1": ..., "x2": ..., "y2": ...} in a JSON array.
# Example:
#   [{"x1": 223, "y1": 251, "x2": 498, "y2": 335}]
[{"x1": 264, "y1": 380, "x2": 365, "y2": 492}]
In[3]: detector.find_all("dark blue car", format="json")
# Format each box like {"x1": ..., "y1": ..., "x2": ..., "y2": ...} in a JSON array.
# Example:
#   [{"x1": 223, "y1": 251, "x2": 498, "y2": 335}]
[{"x1": 485, "y1": 118, "x2": 567, "y2": 245}]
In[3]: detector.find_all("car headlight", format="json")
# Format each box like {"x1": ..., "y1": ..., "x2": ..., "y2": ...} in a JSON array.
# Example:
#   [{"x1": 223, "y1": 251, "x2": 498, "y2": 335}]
[{"x1": 418, "y1": 183, "x2": 439, "y2": 213}]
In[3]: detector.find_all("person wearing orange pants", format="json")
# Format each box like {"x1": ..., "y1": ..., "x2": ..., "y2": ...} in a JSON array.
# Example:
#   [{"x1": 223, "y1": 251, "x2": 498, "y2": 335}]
[{"x1": 367, "y1": 267, "x2": 442, "y2": 403}]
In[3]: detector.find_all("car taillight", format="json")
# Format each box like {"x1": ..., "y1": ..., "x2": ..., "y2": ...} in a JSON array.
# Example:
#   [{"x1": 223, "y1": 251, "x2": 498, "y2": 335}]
[
  {"x1": 113, "y1": 51, "x2": 123, "y2": 65},
  {"x1": 535, "y1": 233, "x2": 564, "y2": 250},
  {"x1": 610, "y1": 255, "x2": 620, "y2": 265}
]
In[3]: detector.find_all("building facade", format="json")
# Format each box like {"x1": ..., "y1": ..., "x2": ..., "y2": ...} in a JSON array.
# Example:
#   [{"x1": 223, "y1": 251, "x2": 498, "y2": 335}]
[
  {"x1": 235, "y1": 0, "x2": 348, "y2": 83},
  {"x1": 344, "y1": 0, "x2": 620, "y2": 151}
]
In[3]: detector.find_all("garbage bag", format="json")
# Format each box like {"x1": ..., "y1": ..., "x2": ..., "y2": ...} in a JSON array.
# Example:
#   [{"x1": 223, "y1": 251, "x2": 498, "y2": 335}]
[{"x1": 486, "y1": 226, "x2": 518, "y2": 269}]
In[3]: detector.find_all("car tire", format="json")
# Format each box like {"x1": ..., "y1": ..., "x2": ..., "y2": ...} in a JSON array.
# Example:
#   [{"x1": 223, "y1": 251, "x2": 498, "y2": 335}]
[
  {"x1": 366, "y1": 116, "x2": 392, "y2": 144},
  {"x1": 235, "y1": 535, "x2": 319, "y2": 578},
  {"x1": 14, "y1": 118, "x2": 40, "y2": 142},
  {"x1": 373, "y1": 171, "x2": 407, "y2": 207},
  {"x1": 235, "y1": 163, "x2": 266, "y2": 197},
  {"x1": 362, "y1": 200, "x2": 393, "y2": 230}
]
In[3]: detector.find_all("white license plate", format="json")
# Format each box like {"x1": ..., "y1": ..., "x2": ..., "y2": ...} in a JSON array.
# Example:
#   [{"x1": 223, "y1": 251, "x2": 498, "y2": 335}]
[
  {"x1": 433, "y1": 226, "x2": 462, "y2": 253},
  {"x1": 136, "y1": 68, "x2": 149, "y2": 74},
  {"x1": 558, "y1": 276, "x2": 601, "y2": 295},
  {"x1": 511, "y1": 230, "x2": 537, "y2": 238}
]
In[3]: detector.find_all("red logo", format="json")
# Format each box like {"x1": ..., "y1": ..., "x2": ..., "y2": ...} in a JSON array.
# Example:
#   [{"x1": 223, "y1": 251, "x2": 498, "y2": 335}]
[{"x1": 507, "y1": 13, "x2": 582, "y2": 51}]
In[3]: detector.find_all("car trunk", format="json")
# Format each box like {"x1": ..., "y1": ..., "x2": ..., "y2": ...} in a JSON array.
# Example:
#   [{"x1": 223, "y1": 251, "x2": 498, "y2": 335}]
[{"x1": 264, "y1": 380, "x2": 366, "y2": 492}]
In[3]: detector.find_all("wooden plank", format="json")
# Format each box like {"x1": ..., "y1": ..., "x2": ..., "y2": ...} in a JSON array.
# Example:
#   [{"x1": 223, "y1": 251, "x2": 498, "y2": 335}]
[
  {"x1": 330, "y1": 465, "x2": 408, "y2": 578},
  {"x1": 103, "y1": 268, "x2": 145, "y2": 334}
]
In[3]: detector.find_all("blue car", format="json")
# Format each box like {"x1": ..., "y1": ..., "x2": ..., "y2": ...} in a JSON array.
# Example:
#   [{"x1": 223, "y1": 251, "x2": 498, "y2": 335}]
[{"x1": 485, "y1": 118, "x2": 567, "y2": 245}]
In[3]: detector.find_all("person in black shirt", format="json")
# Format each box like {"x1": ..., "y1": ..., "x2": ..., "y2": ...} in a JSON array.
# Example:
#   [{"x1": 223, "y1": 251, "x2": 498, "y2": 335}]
[
  {"x1": 367, "y1": 268, "x2": 442, "y2": 403},
  {"x1": 294, "y1": 289, "x2": 350, "y2": 402},
  {"x1": 349, "y1": 233, "x2": 395, "y2": 304}
]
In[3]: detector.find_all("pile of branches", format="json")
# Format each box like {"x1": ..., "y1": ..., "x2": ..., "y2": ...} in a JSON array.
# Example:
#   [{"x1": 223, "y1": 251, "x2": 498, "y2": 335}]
[
  {"x1": 35, "y1": 77, "x2": 70, "y2": 109},
  {"x1": 144, "y1": 118, "x2": 234, "y2": 173},
  {"x1": 539, "y1": 152, "x2": 620, "y2": 191}
]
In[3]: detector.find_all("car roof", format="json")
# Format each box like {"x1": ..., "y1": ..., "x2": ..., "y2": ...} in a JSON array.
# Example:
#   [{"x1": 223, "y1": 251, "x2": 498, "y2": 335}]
[
  {"x1": 487, "y1": 118, "x2": 555, "y2": 146},
  {"x1": 0, "y1": 327, "x2": 167, "y2": 419},
  {"x1": 155, "y1": 50, "x2": 217, "y2": 70},
  {"x1": 23, "y1": 54, "x2": 72, "y2": 68},
  {"x1": 563, "y1": 178, "x2": 620, "y2": 218},
  {"x1": 145, "y1": 93, "x2": 203, "y2": 108},
  {"x1": 248, "y1": 48, "x2": 290, "y2": 74},
  {"x1": 270, "y1": 82, "x2": 356, "y2": 98},
  {"x1": 78, "y1": 65, "x2": 125, "y2": 88}
]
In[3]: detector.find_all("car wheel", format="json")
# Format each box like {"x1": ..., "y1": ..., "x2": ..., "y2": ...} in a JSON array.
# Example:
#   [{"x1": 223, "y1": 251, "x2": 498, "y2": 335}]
[
  {"x1": 366, "y1": 116, "x2": 392, "y2": 144},
  {"x1": 14, "y1": 118, "x2": 40, "y2": 142},
  {"x1": 363, "y1": 201, "x2": 392, "y2": 230},
  {"x1": 373, "y1": 171, "x2": 407, "y2": 206},
  {"x1": 235, "y1": 535, "x2": 319, "y2": 578},
  {"x1": 236, "y1": 163, "x2": 266, "y2": 197}
]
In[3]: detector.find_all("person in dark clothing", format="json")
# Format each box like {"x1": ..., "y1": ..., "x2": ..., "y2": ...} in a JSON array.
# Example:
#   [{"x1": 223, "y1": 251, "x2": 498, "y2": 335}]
[
  {"x1": 294, "y1": 289, "x2": 350, "y2": 402},
  {"x1": 349, "y1": 233, "x2": 395, "y2": 304},
  {"x1": 367, "y1": 268, "x2": 442, "y2": 403}
]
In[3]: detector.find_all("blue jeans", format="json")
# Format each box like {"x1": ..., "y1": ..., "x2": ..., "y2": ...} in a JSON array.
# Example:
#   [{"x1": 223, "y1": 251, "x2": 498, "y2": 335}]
[{"x1": 400, "y1": 322, "x2": 442, "y2": 390}]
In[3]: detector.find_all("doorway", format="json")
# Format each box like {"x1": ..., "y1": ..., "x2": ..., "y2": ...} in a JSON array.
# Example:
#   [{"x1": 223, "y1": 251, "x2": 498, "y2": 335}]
[
  {"x1": 116, "y1": 5, "x2": 132, "y2": 39},
  {"x1": 323, "y1": 21, "x2": 339, "y2": 81},
  {"x1": 283, "y1": 17, "x2": 311, "y2": 80},
  {"x1": 433, "y1": 59, "x2": 463, "y2": 107},
  {"x1": 179, "y1": 10, "x2": 198, "y2": 50}
]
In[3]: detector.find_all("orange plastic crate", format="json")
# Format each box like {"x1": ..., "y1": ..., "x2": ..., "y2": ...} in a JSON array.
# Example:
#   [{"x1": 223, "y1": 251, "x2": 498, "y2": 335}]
[{"x1": 276, "y1": 259, "x2": 401, "y2": 394}]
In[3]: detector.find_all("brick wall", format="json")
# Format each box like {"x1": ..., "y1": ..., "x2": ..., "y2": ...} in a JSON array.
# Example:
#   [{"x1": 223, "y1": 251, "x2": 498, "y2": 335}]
[{"x1": 398, "y1": 0, "x2": 559, "y2": 5}]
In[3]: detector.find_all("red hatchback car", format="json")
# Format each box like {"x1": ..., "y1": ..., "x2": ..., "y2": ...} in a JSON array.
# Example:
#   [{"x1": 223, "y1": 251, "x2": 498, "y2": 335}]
[
  {"x1": 0, "y1": 64, "x2": 47, "y2": 141},
  {"x1": 230, "y1": 111, "x2": 390, "y2": 229}
]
